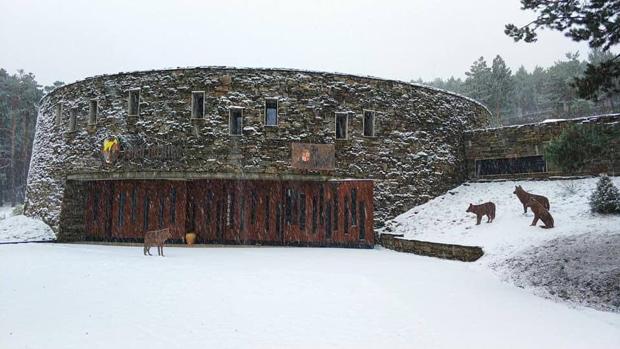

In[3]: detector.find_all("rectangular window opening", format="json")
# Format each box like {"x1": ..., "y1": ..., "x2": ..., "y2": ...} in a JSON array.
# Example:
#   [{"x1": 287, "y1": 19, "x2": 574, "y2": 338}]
[
  {"x1": 363, "y1": 110, "x2": 376, "y2": 137},
  {"x1": 131, "y1": 187, "x2": 137, "y2": 224},
  {"x1": 265, "y1": 195, "x2": 270, "y2": 232},
  {"x1": 119, "y1": 191, "x2": 126, "y2": 227},
  {"x1": 335, "y1": 112, "x2": 348, "y2": 140},
  {"x1": 229, "y1": 108, "x2": 243, "y2": 135},
  {"x1": 265, "y1": 98, "x2": 278, "y2": 126},
  {"x1": 68, "y1": 107, "x2": 77, "y2": 132},
  {"x1": 475, "y1": 156, "x2": 546, "y2": 176},
  {"x1": 299, "y1": 193, "x2": 306, "y2": 231},
  {"x1": 351, "y1": 189, "x2": 357, "y2": 226},
  {"x1": 191, "y1": 91, "x2": 205, "y2": 118},
  {"x1": 251, "y1": 191, "x2": 257, "y2": 225},
  {"x1": 55, "y1": 104, "x2": 62, "y2": 127},
  {"x1": 227, "y1": 192, "x2": 235, "y2": 227},
  {"x1": 89, "y1": 100, "x2": 98, "y2": 125},
  {"x1": 312, "y1": 196, "x2": 318, "y2": 235},
  {"x1": 170, "y1": 188, "x2": 177, "y2": 225},
  {"x1": 128, "y1": 89, "x2": 140, "y2": 117}
]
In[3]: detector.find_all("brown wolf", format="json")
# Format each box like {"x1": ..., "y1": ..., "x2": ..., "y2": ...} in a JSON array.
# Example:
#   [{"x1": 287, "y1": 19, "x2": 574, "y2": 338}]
[
  {"x1": 144, "y1": 228, "x2": 172, "y2": 256},
  {"x1": 525, "y1": 198, "x2": 554, "y2": 229},
  {"x1": 513, "y1": 185, "x2": 550, "y2": 214},
  {"x1": 466, "y1": 202, "x2": 496, "y2": 225}
]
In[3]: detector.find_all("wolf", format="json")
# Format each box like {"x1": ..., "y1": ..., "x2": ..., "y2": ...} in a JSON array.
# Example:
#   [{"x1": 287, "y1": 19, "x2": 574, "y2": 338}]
[
  {"x1": 466, "y1": 202, "x2": 496, "y2": 225},
  {"x1": 144, "y1": 228, "x2": 172, "y2": 256},
  {"x1": 513, "y1": 185, "x2": 550, "y2": 214}
]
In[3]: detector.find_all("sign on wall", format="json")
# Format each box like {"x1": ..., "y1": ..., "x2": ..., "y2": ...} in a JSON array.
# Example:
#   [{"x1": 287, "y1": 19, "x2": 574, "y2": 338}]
[{"x1": 291, "y1": 143, "x2": 335, "y2": 171}]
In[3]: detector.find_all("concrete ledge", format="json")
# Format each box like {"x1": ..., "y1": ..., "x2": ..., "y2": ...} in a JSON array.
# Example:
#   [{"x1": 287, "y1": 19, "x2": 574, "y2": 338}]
[{"x1": 379, "y1": 233, "x2": 484, "y2": 262}]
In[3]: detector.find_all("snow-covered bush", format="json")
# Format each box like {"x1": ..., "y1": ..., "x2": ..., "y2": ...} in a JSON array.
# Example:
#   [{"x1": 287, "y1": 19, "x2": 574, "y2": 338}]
[
  {"x1": 589, "y1": 175, "x2": 620, "y2": 214},
  {"x1": 12, "y1": 204, "x2": 24, "y2": 216}
]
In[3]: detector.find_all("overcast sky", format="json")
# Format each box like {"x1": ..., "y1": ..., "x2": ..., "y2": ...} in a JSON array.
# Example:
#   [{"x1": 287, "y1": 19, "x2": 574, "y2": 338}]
[{"x1": 0, "y1": 0, "x2": 594, "y2": 87}]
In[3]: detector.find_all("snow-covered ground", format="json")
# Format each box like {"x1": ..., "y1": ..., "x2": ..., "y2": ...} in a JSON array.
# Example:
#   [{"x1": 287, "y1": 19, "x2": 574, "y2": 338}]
[
  {"x1": 381, "y1": 176, "x2": 620, "y2": 311},
  {"x1": 1, "y1": 244, "x2": 619, "y2": 349},
  {"x1": 0, "y1": 208, "x2": 56, "y2": 243},
  {"x1": 0, "y1": 205, "x2": 13, "y2": 221}
]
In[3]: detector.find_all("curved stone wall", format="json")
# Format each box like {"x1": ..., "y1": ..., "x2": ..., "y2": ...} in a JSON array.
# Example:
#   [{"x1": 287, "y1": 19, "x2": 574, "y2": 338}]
[{"x1": 26, "y1": 67, "x2": 490, "y2": 231}]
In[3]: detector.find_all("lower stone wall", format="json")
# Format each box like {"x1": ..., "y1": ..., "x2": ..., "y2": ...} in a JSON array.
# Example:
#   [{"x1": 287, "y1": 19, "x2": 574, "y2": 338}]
[
  {"x1": 57, "y1": 180, "x2": 88, "y2": 242},
  {"x1": 379, "y1": 233, "x2": 484, "y2": 262},
  {"x1": 464, "y1": 114, "x2": 620, "y2": 178}
]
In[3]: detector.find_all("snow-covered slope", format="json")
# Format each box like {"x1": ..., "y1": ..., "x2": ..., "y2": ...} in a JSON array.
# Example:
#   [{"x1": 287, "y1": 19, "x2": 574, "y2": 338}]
[
  {"x1": 381, "y1": 176, "x2": 620, "y2": 264},
  {"x1": 0, "y1": 214, "x2": 56, "y2": 243},
  {"x1": 381, "y1": 176, "x2": 620, "y2": 311}
]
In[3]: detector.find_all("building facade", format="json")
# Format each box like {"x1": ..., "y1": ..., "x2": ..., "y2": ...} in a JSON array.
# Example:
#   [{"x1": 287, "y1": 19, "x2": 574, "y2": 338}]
[{"x1": 25, "y1": 67, "x2": 490, "y2": 246}]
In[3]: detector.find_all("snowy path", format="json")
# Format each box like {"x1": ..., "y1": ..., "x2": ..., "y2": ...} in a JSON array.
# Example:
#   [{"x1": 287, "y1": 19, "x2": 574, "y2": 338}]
[{"x1": 1, "y1": 244, "x2": 619, "y2": 349}]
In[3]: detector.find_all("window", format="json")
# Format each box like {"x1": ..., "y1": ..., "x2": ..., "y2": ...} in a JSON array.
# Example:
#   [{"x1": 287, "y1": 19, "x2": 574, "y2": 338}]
[
  {"x1": 335, "y1": 112, "x2": 348, "y2": 139},
  {"x1": 143, "y1": 196, "x2": 150, "y2": 231},
  {"x1": 312, "y1": 196, "x2": 318, "y2": 235},
  {"x1": 170, "y1": 188, "x2": 177, "y2": 224},
  {"x1": 351, "y1": 189, "x2": 357, "y2": 226},
  {"x1": 68, "y1": 107, "x2": 77, "y2": 132},
  {"x1": 359, "y1": 202, "x2": 366, "y2": 240},
  {"x1": 285, "y1": 188, "x2": 292, "y2": 225},
  {"x1": 363, "y1": 110, "x2": 375, "y2": 137},
  {"x1": 119, "y1": 191, "x2": 126, "y2": 227},
  {"x1": 251, "y1": 191, "x2": 257, "y2": 225},
  {"x1": 191, "y1": 91, "x2": 205, "y2": 118},
  {"x1": 89, "y1": 100, "x2": 97, "y2": 125},
  {"x1": 265, "y1": 195, "x2": 270, "y2": 232},
  {"x1": 159, "y1": 195, "x2": 164, "y2": 228},
  {"x1": 265, "y1": 98, "x2": 278, "y2": 126},
  {"x1": 475, "y1": 156, "x2": 546, "y2": 176},
  {"x1": 299, "y1": 193, "x2": 306, "y2": 230},
  {"x1": 55, "y1": 104, "x2": 62, "y2": 127},
  {"x1": 128, "y1": 89, "x2": 140, "y2": 116},
  {"x1": 229, "y1": 108, "x2": 243, "y2": 135},
  {"x1": 227, "y1": 192, "x2": 235, "y2": 226},
  {"x1": 131, "y1": 187, "x2": 137, "y2": 224}
]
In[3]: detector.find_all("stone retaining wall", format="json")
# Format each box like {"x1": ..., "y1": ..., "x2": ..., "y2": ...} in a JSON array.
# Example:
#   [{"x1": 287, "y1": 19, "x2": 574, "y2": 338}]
[
  {"x1": 379, "y1": 233, "x2": 484, "y2": 262},
  {"x1": 464, "y1": 114, "x2": 620, "y2": 178}
]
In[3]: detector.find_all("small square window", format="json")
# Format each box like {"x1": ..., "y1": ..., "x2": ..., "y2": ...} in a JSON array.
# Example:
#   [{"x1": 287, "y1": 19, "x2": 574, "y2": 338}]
[
  {"x1": 191, "y1": 91, "x2": 205, "y2": 118},
  {"x1": 128, "y1": 89, "x2": 140, "y2": 116},
  {"x1": 89, "y1": 100, "x2": 98, "y2": 125},
  {"x1": 363, "y1": 110, "x2": 375, "y2": 137},
  {"x1": 68, "y1": 107, "x2": 77, "y2": 132},
  {"x1": 265, "y1": 99, "x2": 278, "y2": 126},
  {"x1": 229, "y1": 108, "x2": 243, "y2": 136},
  {"x1": 335, "y1": 112, "x2": 348, "y2": 140},
  {"x1": 55, "y1": 104, "x2": 62, "y2": 127}
]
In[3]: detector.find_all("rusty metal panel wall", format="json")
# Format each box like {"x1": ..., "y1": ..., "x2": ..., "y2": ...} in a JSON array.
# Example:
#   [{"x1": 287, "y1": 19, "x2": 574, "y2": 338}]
[
  {"x1": 83, "y1": 178, "x2": 373, "y2": 247},
  {"x1": 84, "y1": 180, "x2": 186, "y2": 241}
]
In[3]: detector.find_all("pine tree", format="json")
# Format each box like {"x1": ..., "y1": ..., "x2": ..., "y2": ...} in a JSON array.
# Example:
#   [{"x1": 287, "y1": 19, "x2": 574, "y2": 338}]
[{"x1": 589, "y1": 175, "x2": 620, "y2": 214}]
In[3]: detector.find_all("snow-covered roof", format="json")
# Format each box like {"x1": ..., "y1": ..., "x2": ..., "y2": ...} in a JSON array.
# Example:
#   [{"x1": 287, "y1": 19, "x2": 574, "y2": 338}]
[
  {"x1": 467, "y1": 113, "x2": 620, "y2": 132},
  {"x1": 41, "y1": 66, "x2": 491, "y2": 114}
]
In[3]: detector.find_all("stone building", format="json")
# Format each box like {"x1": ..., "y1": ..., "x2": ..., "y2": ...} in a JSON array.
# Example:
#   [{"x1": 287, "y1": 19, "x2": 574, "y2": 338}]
[{"x1": 25, "y1": 67, "x2": 490, "y2": 246}]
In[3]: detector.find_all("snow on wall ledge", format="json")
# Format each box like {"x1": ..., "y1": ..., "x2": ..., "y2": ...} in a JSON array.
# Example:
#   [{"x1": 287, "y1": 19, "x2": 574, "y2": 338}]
[{"x1": 25, "y1": 67, "x2": 490, "y2": 232}]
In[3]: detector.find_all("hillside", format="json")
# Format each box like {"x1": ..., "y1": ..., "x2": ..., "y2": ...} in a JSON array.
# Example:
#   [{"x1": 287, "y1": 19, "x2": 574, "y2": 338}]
[{"x1": 380, "y1": 176, "x2": 620, "y2": 311}]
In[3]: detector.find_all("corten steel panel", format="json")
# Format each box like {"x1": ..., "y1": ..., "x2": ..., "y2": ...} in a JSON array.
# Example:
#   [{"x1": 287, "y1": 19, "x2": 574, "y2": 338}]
[
  {"x1": 83, "y1": 178, "x2": 373, "y2": 247},
  {"x1": 291, "y1": 143, "x2": 336, "y2": 171},
  {"x1": 84, "y1": 180, "x2": 186, "y2": 241}
]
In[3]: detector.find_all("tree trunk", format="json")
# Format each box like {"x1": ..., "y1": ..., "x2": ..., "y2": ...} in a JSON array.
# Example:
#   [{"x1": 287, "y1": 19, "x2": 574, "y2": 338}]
[{"x1": 10, "y1": 108, "x2": 17, "y2": 207}]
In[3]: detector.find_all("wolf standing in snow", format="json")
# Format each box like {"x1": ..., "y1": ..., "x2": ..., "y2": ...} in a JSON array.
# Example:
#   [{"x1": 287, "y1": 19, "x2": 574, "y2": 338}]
[
  {"x1": 513, "y1": 185, "x2": 550, "y2": 214},
  {"x1": 466, "y1": 202, "x2": 496, "y2": 225},
  {"x1": 144, "y1": 228, "x2": 172, "y2": 256},
  {"x1": 525, "y1": 198, "x2": 554, "y2": 229}
]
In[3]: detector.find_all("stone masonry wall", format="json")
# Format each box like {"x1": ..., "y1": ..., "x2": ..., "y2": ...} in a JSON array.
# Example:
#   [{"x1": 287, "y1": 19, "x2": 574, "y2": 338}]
[
  {"x1": 464, "y1": 114, "x2": 620, "y2": 178},
  {"x1": 26, "y1": 67, "x2": 490, "y2": 231}
]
